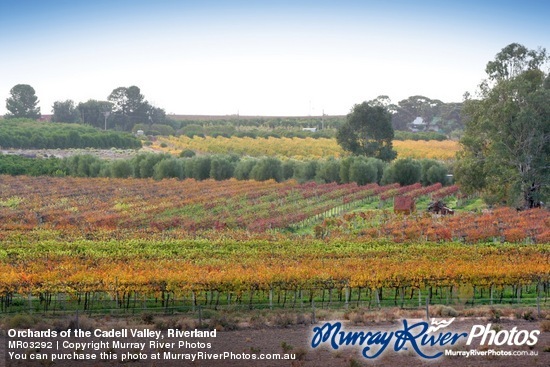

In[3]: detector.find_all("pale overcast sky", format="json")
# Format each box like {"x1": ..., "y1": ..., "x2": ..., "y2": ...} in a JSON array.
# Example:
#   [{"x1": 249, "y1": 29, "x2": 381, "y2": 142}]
[{"x1": 0, "y1": 0, "x2": 548, "y2": 116}]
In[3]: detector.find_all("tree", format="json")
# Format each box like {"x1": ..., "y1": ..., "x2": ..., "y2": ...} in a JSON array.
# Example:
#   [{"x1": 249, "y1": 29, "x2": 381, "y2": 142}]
[
  {"x1": 108, "y1": 86, "x2": 147, "y2": 131},
  {"x1": 394, "y1": 96, "x2": 440, "y2": 130},
  {"x1": 455, "y1": 43, "x2": 549, "y2": 207},
  {"x1": 107, "y1": 85, "x2": 166, "y2": 131},
  {"x1": 52, "y1": 100, "x2": 81, "y2": 123},
  {"x1": 5, "y1": 84, "x2": 41, "y2": 119},
  {"x1": 77, "y1": 100, "x2": 113, "y2": 129},
  {"x1": 336, "y1": 101, "x2": 397, "y2": 161},
  {"x1": 485, "y1": 43, "x2": 547, "y2": 81}
]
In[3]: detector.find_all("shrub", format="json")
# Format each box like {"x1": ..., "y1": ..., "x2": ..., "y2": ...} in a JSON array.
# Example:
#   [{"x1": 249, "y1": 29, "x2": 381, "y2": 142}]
[
  {"x1": 439, "y1": 306, "x2": 459, "y2": 317},
  {"x1": 349, "y1": 158, "x2": 377, "y2": 185},
  {"x1": 293, "y1": 161, "x2": 318, "y2": 183},
  {"x1": 132, "y1": 153, "x2": 165, "y2": 178},
  {"x1": 250, "y1": 157, "x2": 283, "y2": 182},
  {"x1": 316, "y1": 158, "x2": 341, "y2": 183},
  {"x1": 141, "y1": 313, "x2": 155, "y2": 324},
  {"x1": 5, "y1": 314, "x2": 40, "y2": 329},
  {"x1": 150, "y1": 124, "x2": 175, "y2": 136},
  {"x1": 62, "y1": 154, "x2": 103, "y2": 177},
  {"x1": 282, "y1": 160, "x2": 297, "y2": 180},
  {"x1": 208, "y1": 313, "x2": 239, "y2": 331},
  {"x1": 381, "y1": 158, "x2": 422, "y2": 185},
  {"x1": 281, "y1": 341, "x2": 293, "y2": 353},
  {"x1": 234, "y1": 158, "x2": 257, "y2": 180},
  {"x1": 179, "y1": 149, "x2": 196, "y2": 158},
  {"x1": 153, "y1": 158, "x2": 185, "y2": 180},
  {"x1": 339, "y1": 156, "x2": 353, "y2": 183},
  {"x1": 295, "y1": 347, "x2": 308, "y2": 360},
  {"x1": 187, "y1": 156, "x2": 211, "y2": 180},
  {"x1": 109, "y1": 160, "x2": 134, "y2": 178},
  {"x1": 210, "y1": 156, "x2": 235, "y2": 180}
]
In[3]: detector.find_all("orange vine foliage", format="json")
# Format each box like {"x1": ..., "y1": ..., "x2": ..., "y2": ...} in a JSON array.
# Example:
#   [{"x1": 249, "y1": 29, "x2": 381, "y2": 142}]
[
  {"x1": 320, "y1": 207, "x2": 549, "y2": 244},
  {"x1": 0, "y1": 175, "x2": 547, "y2": 301}
]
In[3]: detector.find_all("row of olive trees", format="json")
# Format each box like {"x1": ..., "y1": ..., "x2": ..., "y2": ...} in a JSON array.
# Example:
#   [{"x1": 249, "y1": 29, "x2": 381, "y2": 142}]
[{"x1": 41, "y1": 153, "x2": 450, "y2": 186}]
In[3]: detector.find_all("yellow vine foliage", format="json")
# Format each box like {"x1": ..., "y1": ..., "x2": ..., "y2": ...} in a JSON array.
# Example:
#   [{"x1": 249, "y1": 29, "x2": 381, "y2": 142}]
[
  {"x1": 154, "y1": 136, "x2": 460, "y2": 160},
  {"x1": 393, "y1": 140, "x2": 461, "y2": 160}
]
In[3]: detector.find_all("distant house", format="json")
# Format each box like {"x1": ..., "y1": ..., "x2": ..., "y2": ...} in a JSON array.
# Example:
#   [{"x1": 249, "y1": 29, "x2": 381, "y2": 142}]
[
  {"x1": 407, "y1": 117, "x2": 426, "y2": 132},
  {"x1": 302, "y1": 127, "x2": 317, "y2": 133}
]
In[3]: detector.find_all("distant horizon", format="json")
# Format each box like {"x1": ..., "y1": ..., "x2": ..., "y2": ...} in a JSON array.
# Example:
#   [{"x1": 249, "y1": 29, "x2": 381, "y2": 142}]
[
  {"x1": 1, "y1": 1, "x2": 548, "y2": 116},
  {"x1": 2, "y1": 89, "x2": 466, "y2": 119},
  {"x1": 3, "y1": 92, "x2": 466, "y2": 120},
  {"x1": 28, "y1": 112, "x2": 348, "y2": 119}
]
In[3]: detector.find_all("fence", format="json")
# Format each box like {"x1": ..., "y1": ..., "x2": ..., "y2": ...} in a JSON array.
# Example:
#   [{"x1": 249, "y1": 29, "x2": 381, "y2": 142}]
[{"x1": 1, "y1": 283, "x2": 548, "y2": 319}]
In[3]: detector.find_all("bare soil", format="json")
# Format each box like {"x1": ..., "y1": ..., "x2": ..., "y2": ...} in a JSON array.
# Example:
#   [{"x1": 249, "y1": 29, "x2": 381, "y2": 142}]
[
  {"x1": 0, "y1": 147, "x2": 151, "y2": 160},
  {"x1": 2, "y1": 316, "x2": 548, "y2": 367}
]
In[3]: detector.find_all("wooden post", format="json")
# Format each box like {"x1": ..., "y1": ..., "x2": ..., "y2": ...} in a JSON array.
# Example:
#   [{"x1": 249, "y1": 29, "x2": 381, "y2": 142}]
[
  {"x1": 425, "y1": 292, "x2": 430, "y2": 320},
  {"x1": 537, "y1": 282, "x2": 541, "y2": 318}
]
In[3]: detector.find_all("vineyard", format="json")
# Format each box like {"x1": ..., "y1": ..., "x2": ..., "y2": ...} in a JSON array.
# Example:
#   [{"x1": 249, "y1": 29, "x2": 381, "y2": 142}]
[
  {"x1": 316, "y1": 206, "x2": 550, "y2": 243},
  {"x1": 0, "y1": 176, "x2": 463, "y2": 234},
  {"x1": 0, "y1": 238, "x2": 548, "y2": 313},
  {"x1": 0, "y1": 175, "x2": 548, "y2": 314},
  {"x1": 154, "y1": 136, "x2": 460, "y2": 160}
]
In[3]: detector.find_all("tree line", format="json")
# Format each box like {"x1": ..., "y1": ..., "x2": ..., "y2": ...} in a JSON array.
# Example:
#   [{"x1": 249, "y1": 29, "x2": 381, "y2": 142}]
[
  {"x1": 4, "y1": 84, "x2": 462, "y2": 136},
  {"x1": 3, "y1": 85, "x2": 170, "y2": 132}
]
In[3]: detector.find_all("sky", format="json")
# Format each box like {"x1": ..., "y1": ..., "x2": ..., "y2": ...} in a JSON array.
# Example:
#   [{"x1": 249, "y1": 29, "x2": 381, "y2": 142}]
[{"x1": 0, "y1": 0, "x2": 549, "y2": 116}]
